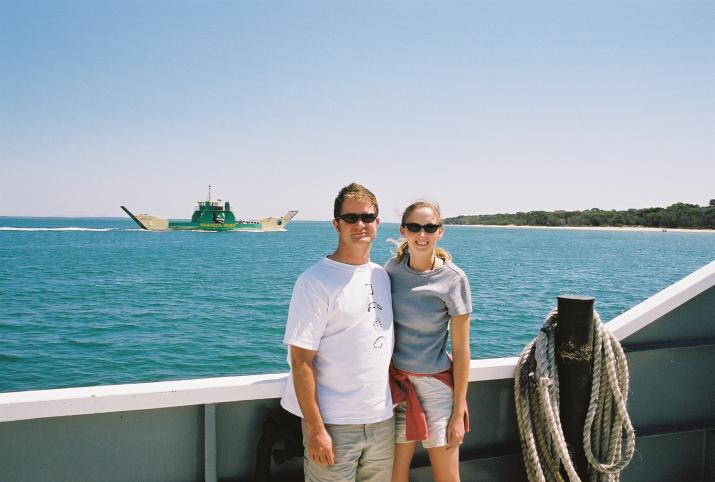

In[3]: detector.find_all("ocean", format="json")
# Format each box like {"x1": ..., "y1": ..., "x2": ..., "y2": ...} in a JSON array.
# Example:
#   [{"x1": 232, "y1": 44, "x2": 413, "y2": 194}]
[{"x1": 1, "y1": 217, "x2": 714, "y2": 393}]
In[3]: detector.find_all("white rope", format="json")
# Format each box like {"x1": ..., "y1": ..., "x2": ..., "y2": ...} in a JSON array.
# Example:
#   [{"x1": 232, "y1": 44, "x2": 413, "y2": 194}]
[{"x1": 514, "y1": 309, "x2": 635, "y2": 482}]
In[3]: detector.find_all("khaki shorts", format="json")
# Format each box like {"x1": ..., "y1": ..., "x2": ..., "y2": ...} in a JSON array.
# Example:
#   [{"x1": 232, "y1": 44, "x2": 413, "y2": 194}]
[
  {"x1": 302, "y1": 417, "x2": 395, "y2": 482},
  {"x1": 394, "y1": 375, "x2": 454, "y2": 448}
]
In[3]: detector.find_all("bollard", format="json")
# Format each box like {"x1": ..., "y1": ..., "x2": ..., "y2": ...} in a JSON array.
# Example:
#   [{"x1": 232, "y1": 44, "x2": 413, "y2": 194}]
[{"x1": 555, "y1": 295, "x2": 595, "y2": 479}]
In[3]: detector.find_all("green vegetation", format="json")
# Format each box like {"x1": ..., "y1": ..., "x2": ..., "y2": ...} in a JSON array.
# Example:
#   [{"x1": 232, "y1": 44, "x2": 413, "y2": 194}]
[{"x1": 445, "y1": 200, "x2": 715, "y2": 229}]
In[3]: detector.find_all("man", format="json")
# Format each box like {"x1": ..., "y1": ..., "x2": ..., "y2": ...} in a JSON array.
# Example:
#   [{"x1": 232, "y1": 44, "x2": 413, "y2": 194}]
[{"x1": 281, "y1": 183, "x2": 395, "y2": 482}]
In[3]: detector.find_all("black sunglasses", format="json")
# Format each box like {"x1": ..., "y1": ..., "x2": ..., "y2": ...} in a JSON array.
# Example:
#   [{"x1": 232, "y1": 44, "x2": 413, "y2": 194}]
[
  {"x1": 336, "y1": 212, "x2": 378, "y2": 224},
  {"x1": 402, "y1": 223, "x2": 442, "y2": 233}
]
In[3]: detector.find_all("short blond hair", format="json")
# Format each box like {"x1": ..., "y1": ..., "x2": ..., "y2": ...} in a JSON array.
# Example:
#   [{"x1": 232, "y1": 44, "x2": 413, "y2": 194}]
[{"x1": 333, "y1": 183, "x2": 379, "y2": 219}]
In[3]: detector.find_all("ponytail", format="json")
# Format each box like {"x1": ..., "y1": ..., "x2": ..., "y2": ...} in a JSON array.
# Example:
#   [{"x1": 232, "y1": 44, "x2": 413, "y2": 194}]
[
  {"x1": 396, "y1": 240, "x2": 409, "y2": 263},
  {"x1": 396, "y1": 241, "x2": 452, "y2": 264}
]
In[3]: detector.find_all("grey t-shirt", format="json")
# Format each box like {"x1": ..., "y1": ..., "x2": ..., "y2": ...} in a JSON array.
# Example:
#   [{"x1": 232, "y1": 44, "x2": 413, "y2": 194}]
[{"x1": 385, "y1": 255, "x2": 472, "y2": 374}]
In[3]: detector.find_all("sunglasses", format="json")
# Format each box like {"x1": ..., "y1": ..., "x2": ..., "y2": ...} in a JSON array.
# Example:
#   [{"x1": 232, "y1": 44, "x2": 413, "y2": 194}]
[
  {"x1": 336, "y1": 212, "x2": 378, "y2": 224},
  {"x1": 402, "y1": 223, "x2": 442, "y2": 233}
]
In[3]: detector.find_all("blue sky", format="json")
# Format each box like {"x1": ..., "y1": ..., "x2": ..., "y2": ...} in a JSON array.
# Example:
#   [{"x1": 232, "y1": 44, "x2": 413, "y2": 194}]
[{"x1": 1, "y1": 1, "x2": 713, "y2": 221}]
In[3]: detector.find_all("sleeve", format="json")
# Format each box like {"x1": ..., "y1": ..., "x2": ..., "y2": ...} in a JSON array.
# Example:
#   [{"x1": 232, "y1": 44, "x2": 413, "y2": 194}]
[
  {"x1": 445, "y1": 274, "x2": 473, "y2": 316},
  {"x1": 384, "y1": 257, "x2": 397, "y2": 275},
  {"x1": 283, "y1": 273, "x2": 329, "y2": 351}
]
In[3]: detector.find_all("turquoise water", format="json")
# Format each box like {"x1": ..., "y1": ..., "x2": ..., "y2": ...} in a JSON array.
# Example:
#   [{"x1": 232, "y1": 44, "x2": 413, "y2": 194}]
[{"x1": 1, "y1": 218, "x2": 714, "y2": 393}]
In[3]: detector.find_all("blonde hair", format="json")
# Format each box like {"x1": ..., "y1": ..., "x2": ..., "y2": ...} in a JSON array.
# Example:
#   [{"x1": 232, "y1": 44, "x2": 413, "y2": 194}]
[
  {"x1": 396, "y1": 201, "x2": 451, "y2": 264},
  {"x1": 333, "y1": 183, "x2": 378, "y2": 219}
]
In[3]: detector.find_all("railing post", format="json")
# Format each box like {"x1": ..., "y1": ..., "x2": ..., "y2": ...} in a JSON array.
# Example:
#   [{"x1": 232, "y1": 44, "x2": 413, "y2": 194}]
[
  {"x1": 555, "y1": 295, "x2": 595, "y2": 479},
  {"x1": 205, "y1": 403, "x2": 217, "y2": 482}
]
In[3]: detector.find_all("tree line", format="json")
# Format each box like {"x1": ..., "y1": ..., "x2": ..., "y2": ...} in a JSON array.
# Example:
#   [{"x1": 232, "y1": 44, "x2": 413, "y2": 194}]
[{"x1": 444, "y1": 200, "x2": 715, "y2": 229}]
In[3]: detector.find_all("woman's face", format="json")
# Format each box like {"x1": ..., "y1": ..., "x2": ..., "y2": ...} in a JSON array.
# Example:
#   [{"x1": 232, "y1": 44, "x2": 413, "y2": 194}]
[{"x1": 399, "y1": 206, "x2": 444, "y2": 256}]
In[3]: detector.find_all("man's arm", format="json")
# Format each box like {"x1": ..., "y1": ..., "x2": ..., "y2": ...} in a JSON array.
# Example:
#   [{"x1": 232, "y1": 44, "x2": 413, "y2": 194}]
[{"x1": 290, "y1": 345, "x2": 335, "y2": 466}]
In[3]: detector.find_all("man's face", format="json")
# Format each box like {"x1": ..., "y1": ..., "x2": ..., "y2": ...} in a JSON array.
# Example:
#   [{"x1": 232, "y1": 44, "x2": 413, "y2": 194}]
[{"x1": 332, "y1": 198, "x2": 379, "y2": 248}]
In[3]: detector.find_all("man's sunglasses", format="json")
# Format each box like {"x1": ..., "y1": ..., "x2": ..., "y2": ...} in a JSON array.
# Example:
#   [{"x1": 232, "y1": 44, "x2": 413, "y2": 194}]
[
  {"x1": 402, "y1": 223, "x2": 442, "y2": 233},
  {"x1": 336, "y1": 213, "x2": 378, "y2": 224}
]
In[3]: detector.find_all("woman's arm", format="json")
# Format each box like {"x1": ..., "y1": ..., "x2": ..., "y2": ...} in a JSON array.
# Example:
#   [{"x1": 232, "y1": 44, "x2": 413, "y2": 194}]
[{"x1": 446, "y1": 313, "x2": 471, "y2": 450}]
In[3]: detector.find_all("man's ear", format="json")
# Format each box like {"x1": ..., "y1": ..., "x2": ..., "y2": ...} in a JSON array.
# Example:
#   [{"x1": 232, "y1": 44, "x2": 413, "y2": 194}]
[{"x1": 332, "y1": 219, "x2": 339, "y2": 232}]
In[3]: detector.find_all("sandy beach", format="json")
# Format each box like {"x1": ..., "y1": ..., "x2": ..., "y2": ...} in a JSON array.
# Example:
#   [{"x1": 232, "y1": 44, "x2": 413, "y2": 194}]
[{"x1": 448, "y1": 224, "x2": 715, "y2": 234}]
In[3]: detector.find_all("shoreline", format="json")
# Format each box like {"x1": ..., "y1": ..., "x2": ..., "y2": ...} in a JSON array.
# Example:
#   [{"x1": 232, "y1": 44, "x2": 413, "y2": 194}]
[{"x1": 447, "y1": 224, "x2": 715, "y2": 234}]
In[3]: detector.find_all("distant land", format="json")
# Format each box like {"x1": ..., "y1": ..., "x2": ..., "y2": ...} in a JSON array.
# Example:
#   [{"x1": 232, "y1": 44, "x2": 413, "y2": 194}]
[{"x1": 445, "y1": 200, "x2": 715, "y2": 230}]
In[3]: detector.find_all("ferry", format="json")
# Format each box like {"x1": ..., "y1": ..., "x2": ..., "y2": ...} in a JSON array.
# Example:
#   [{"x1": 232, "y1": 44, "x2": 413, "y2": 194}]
[
  {"x1": 1, "y1": 261, "x2": 713, "y2": 481},
  {"x1": 121, "y1": 186, "x2": 298, "y2": 232}
]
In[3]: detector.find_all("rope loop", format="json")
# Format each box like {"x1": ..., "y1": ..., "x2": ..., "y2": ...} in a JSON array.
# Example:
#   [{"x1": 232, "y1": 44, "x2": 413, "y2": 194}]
[
  {"x1": 538, "y1": 377, "x2": 552, "y2": 388},
  {"x1": 514, "y1": 309, "x2": 635, "y2": 482}
]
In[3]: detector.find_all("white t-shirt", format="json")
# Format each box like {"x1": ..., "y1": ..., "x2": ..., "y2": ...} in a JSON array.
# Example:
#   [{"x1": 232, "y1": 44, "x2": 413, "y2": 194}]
[{"x1": 280, "y1": 257, "x2": 394, "y2": 424}]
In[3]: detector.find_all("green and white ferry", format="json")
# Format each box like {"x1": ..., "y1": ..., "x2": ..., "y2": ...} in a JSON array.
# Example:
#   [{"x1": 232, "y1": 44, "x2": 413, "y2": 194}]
[{"x1": 121, "y1": 186, "x2": 297, "y2": 232}]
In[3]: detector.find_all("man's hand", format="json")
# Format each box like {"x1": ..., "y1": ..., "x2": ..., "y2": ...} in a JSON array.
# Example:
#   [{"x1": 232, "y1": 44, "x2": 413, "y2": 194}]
[
  {"x1": 290, "y1": 345, "x2": 335, "y2": 465},
  {"x1": 307, "y1": 426, "x2": 335, "y2": 465}
]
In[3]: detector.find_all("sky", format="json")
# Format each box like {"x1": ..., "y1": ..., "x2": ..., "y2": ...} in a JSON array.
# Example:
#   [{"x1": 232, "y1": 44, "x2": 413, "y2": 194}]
[{"x1": 1, "y1": 1, "x2": 713, "y2": 222}]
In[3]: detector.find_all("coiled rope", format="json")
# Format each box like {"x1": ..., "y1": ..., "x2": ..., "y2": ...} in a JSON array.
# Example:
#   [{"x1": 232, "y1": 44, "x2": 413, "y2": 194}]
[{"x1": 514, "y1": 309, "x2": 635, "y2": 482}]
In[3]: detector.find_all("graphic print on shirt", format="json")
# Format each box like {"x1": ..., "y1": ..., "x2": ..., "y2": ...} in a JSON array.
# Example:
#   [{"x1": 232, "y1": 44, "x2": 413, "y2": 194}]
[{"x1": 365, "y1": 284, "x2": 385, "y2": 349}]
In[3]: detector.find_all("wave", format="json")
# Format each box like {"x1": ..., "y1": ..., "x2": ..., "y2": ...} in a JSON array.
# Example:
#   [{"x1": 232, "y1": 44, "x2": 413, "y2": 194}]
[
  {"x1": 0, "y1": 227, "x2": 117, "y2": 232},
  {"x1": 65, "y1": 338, "x2": 113, "y2": 348},
  {"x1": 0, "y1": 353, "x2": 24, "y2": 362}
]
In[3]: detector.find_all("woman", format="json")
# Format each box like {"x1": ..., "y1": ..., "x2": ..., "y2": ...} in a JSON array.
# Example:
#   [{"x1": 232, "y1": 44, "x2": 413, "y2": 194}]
[{"x1": 386, "y1": 201, "x2": 472, "y2": 482}]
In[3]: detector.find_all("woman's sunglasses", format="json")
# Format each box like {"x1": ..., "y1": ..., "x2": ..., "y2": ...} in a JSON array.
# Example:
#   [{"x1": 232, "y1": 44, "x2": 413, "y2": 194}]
[
  {"x1": 336, "y1": 213, "x2": 378, "y2": 224},
  {"x1": 402, "y1": 223, "x2": 442, "y2": 233}
]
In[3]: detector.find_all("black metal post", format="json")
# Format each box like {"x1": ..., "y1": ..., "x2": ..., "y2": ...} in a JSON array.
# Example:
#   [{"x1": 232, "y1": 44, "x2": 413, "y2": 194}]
[{"x1": 555, "y1": 295, "x2": 595, "y2": 479}]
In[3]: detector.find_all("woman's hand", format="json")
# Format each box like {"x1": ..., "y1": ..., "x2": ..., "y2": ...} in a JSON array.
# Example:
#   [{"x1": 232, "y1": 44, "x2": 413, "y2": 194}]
[{"x1": 445, "y1": 410, "x2": 466, "y2": 451}]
